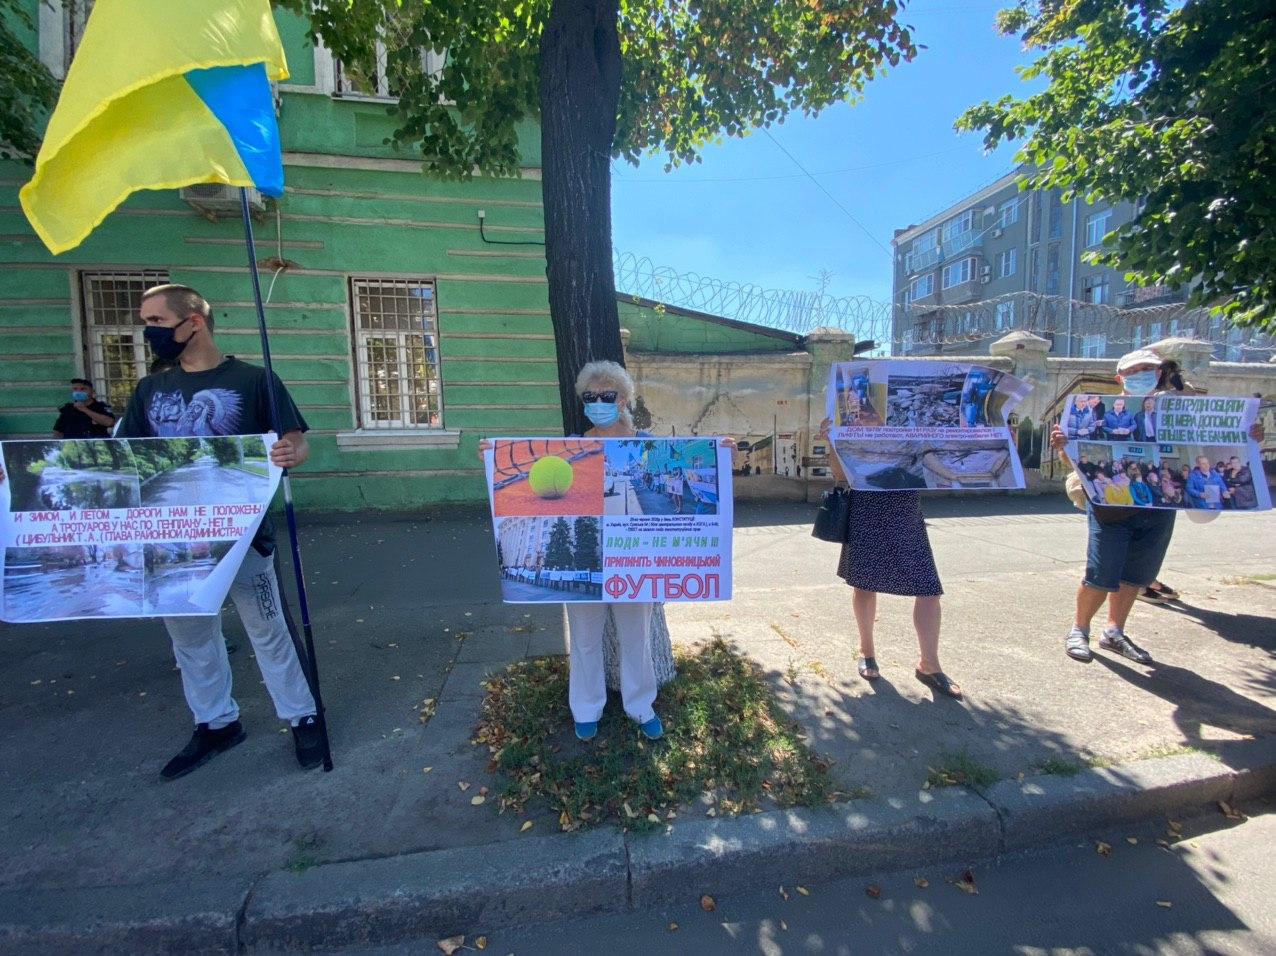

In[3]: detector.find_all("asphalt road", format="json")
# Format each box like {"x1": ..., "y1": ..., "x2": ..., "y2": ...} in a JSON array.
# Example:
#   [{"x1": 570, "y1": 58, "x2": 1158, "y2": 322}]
[{"x1": 354, "y1": 798, "x2": 1276, "y2": 956}]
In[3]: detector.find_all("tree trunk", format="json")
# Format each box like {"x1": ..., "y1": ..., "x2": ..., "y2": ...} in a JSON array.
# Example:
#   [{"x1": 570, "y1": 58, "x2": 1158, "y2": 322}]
[{"x1": 539, "y1": 0, "x2": 624, "y2": 437}]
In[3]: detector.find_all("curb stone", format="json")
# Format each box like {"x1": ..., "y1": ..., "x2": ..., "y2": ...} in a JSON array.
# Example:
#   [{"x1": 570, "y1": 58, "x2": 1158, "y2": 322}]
[
  {"x1": 628, "y1": 787, "x2": 998, "y2": 907},
  {"x1": 2, "y1": 743, "x2": 1273, "y2": 953},
  {"x1": 0, "y1": 875, "x2": 252, "y2": 956}
]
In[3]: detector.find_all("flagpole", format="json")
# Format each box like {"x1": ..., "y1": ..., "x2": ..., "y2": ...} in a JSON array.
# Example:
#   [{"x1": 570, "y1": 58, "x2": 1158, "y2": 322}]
[{"x1": 239, "y1": 187, "x2": 334, "y2": 772}]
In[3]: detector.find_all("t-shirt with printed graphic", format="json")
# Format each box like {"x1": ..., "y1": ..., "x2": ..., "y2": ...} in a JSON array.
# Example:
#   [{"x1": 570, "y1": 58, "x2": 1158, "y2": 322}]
[{"x1": 116, "y1": 357, "x2": 308, "y2": 555}]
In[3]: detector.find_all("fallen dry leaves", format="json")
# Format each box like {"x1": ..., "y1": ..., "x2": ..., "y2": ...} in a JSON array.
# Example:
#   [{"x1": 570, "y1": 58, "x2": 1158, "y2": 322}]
[
  {"x1": 436, "y1": 936, "x2": 465, "y2": 955},
  {"x1": 1096, "y1": 841, "x2": 1113, "y2": 857},
  {"x1": 796, "y1": 885, "x2": 810, "y2": 896},
  {"x1": 914, "y1": 877, "x2": 929, "y2": 889},
  {"x1": 865, "y1": 884, "x2": 882, "y2": 899},
  {"x1": 520, "y1": 820, "x2": 534, "y2": 833},
  {"x1": 952, "y1": 870, "x2": 979, "y2": 895},
  {"x1": 700, "y1": 894, "x2": 717, "y2": 912},
  {"x1": 1218, "y1": 801, "x2": 1245, "y2": 821}
]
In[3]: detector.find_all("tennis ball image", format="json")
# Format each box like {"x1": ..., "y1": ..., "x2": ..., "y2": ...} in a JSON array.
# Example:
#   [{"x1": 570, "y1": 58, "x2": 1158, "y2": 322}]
[{"x1": 528, "y1": 455, "x2": 574, "y2": 498}]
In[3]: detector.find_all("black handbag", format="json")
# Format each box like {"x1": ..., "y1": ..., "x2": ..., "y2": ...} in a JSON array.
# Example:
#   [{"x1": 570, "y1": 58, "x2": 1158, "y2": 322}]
[{"x1": 812, "y1": 485, "x2": 852, "y2": 543}]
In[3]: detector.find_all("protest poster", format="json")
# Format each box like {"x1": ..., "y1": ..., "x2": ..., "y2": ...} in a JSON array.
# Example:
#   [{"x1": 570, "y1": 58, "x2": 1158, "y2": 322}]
[
  {"x1": 485, "y1": 437, "x2": 732, "y2": 603},
  {"x1": 825, "y1": 360, "x2": 1031, "y2": 490},
  {"x1": 1061, "y1": 393, "x2": 1271, "y2": 512},
  {"x1": 1, "y1": 435, "x2": 281, "y2": 622}
]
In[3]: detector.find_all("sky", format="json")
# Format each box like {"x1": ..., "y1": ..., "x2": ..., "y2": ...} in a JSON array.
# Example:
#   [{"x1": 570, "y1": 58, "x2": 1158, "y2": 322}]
[{"x1": 610, "y1": 0, "x2": 1037, "y2": 310}]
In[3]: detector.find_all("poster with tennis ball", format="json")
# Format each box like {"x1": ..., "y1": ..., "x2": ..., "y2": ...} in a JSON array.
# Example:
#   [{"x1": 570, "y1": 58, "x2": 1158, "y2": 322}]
[
  {"x1": 484, "y1": 437, "x2": 733, "y2": 604},
  {"x1": 489, "y1": 439, "x2": 604, "y2": 517}
]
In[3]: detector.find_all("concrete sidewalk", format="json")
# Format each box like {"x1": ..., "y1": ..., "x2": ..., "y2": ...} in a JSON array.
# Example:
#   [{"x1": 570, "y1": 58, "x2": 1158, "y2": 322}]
[{"x1": 1, "y1": 498, "x2": 1274, "y2": 950}]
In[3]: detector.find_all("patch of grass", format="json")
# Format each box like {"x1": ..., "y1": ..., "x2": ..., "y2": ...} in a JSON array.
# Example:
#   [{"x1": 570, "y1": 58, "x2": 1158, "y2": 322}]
[
  {"x1": 474, "y1": 638, "x2": 835, "y2": 833},
  {"x1": 1037, "y1": 757, "x2": 1082, "y2": 777},
  {"x1": 1222, "y1": 574, "x2": 1276, "y2": 588},
  {"x1": 925, "y1": 751, "x2": 999, "y2": 790},
  {"x1": 285, "y1": 833, "x2": 322, "y2": 873},
  {"x1": 1082, "y1": 753, "x2": 1116, "y2": 770}
]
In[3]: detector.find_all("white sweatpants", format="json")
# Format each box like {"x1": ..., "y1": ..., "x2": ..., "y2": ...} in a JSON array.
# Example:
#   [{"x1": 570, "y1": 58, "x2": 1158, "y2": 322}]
[
  {"x1": 163, "y1": 548, "x2": 316, "y2": 729},
  {"x1": 566, "y1": 602, "x2": 656, "y2": 723}
]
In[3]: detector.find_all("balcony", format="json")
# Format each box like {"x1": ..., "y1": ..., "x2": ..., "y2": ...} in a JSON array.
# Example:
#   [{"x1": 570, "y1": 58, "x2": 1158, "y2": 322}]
[
  {"x1": 939, "y1": 230, "x2": 982, "y2": 261},
  {"x1": 905, "y1": 247, "x2": 940, "y2": 274},
  {"x1": 1118, "y1": 285, "x2": 1185, "y2": 308}
]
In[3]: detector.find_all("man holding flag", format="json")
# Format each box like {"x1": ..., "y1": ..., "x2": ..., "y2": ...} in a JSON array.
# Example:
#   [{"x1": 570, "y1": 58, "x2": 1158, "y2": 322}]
[
  {"x1": 112, "y1": 283, "x2": 324, "y2": 778},
  {"x1": 15, "y1": 0, "x2": 332, "y2": 776}
]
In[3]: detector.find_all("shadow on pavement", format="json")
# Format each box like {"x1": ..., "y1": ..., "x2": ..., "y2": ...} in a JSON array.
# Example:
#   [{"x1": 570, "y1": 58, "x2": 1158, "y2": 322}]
[{"x1": 1095, "y1": 655, "x2": 1276, "y2": 762}]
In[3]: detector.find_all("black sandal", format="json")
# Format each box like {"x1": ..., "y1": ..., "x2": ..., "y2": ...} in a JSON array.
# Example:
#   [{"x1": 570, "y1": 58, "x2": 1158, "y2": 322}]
[
  {"x1": 915, "y1": 669, "x2": 963, "y2": 699},
  {"x1": 857, "y1": 656, "x2": 880, "y2": 681}
]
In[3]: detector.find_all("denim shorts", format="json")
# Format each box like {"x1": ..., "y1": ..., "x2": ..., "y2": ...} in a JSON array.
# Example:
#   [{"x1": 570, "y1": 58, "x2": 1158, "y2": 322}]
[{"x1": 1084, "y1": 506, "x2": 1176, "y2": 592}]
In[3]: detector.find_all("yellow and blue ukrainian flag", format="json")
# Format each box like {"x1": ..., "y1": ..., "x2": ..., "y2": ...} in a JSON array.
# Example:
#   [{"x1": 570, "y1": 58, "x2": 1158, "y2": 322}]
[{"x1": 20, "y1": 0, "x2": 289, "y2": 254}]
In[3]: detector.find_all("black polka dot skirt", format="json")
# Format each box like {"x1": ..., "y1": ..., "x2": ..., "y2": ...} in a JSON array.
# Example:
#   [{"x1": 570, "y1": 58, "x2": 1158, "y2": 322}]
[{"x1": 836, "y1": 490, "x2": 943, "y2": 597}]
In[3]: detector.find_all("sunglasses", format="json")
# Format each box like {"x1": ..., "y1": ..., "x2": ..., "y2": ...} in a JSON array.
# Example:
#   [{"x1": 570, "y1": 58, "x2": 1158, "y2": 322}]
[{"x1": 581, "y1": 391, "x2": 618, "y2": 404}]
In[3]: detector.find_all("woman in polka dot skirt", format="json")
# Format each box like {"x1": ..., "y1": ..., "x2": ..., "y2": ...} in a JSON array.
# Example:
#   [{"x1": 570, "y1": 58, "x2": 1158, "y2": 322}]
[{"x1": 818, "y1": 418, "x2": 962, "y2": 699}]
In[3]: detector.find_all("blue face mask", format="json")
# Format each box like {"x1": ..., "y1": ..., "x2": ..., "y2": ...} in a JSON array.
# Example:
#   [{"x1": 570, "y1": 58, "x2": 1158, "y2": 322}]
[
  {"x1": 71, "y1": 390, "x2": 89, "y2": 402},
  {"x1": 584, "y1": 401, "x2": 619, "y2": 427},
  {"x1": 1122, "y1": 370, "x2": 1159, "y2": 395}
]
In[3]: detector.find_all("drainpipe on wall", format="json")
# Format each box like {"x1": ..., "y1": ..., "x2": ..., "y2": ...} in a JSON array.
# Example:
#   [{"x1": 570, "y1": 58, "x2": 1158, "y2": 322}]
[{"x1": 1064, "y1": 195, "x2": 1079, "y2": 357}]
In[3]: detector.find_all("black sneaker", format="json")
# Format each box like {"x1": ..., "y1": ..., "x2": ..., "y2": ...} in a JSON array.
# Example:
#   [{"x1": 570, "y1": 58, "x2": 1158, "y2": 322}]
[
  {"x1": 292, "y1": 715, "x2": 324, "y2": 770},
  {"x1": 1100, "y1": 628, "x2": 1153, "y2": 665},
  {"x1": 160, "y1": 721, "x2": 246, "y2": 780}
]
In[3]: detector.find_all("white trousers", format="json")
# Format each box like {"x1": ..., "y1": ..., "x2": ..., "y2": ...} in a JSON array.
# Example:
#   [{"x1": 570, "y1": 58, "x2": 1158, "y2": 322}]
[
  {"x1": 163, "y1": 548, "x2": 316, "y2": 729},
  {"x1": 566, "y1": 602, "x2": 657, "y2": 723}
]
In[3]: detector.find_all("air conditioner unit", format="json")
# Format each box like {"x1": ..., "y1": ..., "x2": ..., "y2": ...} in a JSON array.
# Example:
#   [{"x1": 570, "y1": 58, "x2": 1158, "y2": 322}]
[
  {"x1": 980, "y1": 265, "x2": 992, "y2": 277},
  {"x1": 179, "y1": 184, "x2": 265, "y2": 220},
  {"x1": 980, "y1": 275, "x2": 991, "y2": 285},
  {"x1": 992, "y1": 228, "x2": 1004, "y2": 238}
]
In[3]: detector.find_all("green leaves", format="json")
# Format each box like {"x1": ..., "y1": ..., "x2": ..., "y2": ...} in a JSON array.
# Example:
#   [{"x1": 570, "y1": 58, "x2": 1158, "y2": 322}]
[
  {"x1": 0, "y1": 0, "x2": 59, "y2": 161},
  {"x1": 958, "y1": 0, "x2": 1276, "y2": 330},
  {"x1": 282, "y1": 0, "x2": 917, "y2": 174}
]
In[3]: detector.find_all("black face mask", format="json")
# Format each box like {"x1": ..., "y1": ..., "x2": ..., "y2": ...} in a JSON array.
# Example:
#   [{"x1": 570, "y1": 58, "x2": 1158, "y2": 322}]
[{"x1": 144, "y1": 318, "x2": 193, "y2": 362}]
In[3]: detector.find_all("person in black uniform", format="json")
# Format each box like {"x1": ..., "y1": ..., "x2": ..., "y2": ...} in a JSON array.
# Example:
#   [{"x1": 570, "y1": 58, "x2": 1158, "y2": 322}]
[{"x1": 53, "y1": 378, "x2": 116, "y2": 438}]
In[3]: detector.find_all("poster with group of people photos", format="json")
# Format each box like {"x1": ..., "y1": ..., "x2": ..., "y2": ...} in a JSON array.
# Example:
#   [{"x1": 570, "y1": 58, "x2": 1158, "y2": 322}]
[
  {"x1": 1, "y1": 435, "x2": 281, "y2": 622},
  {"x1": 1062, "y1": 394, "x2": 1271, "y2": 512},
  {"x1": 826, "y1": 360, "x2": 1031, "y2": 490},
  {"x1": 484, "y1": 438, "x2": 732, "y2": 603}
]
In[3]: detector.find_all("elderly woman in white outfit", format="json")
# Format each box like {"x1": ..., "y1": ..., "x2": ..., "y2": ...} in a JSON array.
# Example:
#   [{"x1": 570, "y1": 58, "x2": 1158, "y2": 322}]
[{"x1": 480, "y1": 361, "x2": 721, "y2": 742}]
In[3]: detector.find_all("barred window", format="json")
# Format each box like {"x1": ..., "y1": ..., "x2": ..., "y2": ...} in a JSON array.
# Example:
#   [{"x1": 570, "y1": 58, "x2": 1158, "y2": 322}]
[
  {"x1": 350, "y1": 278, "x2": 444, "y2": 429},
  {"x1": 81, "y1": 270, "x2": 169, "y2": 412}
]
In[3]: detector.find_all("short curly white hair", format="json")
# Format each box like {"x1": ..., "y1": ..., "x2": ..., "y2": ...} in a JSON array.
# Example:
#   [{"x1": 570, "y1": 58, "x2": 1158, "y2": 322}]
[{"x1": 575, "y1": 360, "x2": 635, "y2": 428}]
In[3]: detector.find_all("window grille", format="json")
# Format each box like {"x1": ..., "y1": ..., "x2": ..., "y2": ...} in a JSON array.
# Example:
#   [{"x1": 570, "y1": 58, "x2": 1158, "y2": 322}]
[
  {"x1": 350, "y1": 278, "x2": 444, "y2": 429},
  {"x1": 81, "y1": 270, "x2": 169, "y2": 412}
]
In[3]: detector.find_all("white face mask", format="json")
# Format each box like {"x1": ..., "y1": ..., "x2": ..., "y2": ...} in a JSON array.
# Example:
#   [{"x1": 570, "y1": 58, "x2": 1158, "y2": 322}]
[{"x1": 1121, "y1": 370, "x2": 1159, "y2": 395}]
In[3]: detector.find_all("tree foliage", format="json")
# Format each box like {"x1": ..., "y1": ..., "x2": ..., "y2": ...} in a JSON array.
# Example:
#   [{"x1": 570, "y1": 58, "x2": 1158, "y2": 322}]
[
  {"x1": 958, "y1": 0, "x2": 1276, "y2": 330},
  {"x1": 544, "y1": 516, "x2": 574, "y2": 569},
  {"x1": 572, "y1": 516, "x2": 599, "y2": 570},
  {"x1": 282, "y1": 0, "x2": 915, "y2": 178},
  {"x1": 0, "y1": 0, "x2": 59, "y2": 161}
]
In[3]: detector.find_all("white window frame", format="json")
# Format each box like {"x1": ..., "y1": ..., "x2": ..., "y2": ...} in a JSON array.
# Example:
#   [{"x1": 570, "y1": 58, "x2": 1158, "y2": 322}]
[
  {"x1": 999, "y1": 248, "x2": 1017, "y2": 278},
  {"x1": 913, "y1": 229, "x2": 938, "y2": 255},
  {"x1": 942, "y1": 210, "x2": 974, "y2": 243},
  {"x1": 81, "y1": 269, "x2": 170, "y2": 413},
  {"x1": 941, "y1": 257, "x2": 975, "y2": 290},
  {"x1": 331, "y1": 40, "x2": 447, "y2": 100},
  {"x1": 39, "y1": 0, "x2": 93, "y2": 78},
  {"x1": 350, "y1": 277, "x2": 445, "y2": 430},
  {"x1": 1082, "y1": 275, "x2": 1110, "y2": 305},
  {"x1": 901, "y1": 328, "x2": 914, "y2": 353},
  {"x1": 994, "y1": 301, "x2": 1015, "y2": 331},
  {"x1": 998, "y1": 199, "x2": 1020, "y2": 228},
  {"x1": 1085, "y1": 210, "x2": 1112, "y2": 248},
  {"x1": 907, "y1": 273, "x2": 934, "y2": 303},
  {"x1": 1081, "y1": 333, "x2": 1107, "y2": 358}
]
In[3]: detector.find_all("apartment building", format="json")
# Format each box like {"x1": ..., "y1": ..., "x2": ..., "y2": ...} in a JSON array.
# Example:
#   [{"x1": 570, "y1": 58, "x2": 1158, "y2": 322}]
[{"x1": 888, "y1": 168, "x2": 1231, "y2": 360}]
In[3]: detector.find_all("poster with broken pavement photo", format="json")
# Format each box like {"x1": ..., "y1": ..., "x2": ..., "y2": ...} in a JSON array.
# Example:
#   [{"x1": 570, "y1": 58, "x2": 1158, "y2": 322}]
[{"x1": 825, "y1": 360, "x2": 1031, "y2": 491}]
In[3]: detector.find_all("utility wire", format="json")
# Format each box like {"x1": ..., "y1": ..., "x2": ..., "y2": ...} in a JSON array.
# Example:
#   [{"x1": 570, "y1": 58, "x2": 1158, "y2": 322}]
[{"x1": 761, "y1": 127, "x2": 894, "y2": 258}]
